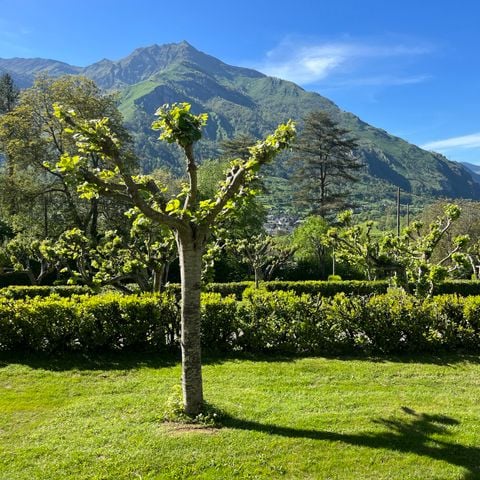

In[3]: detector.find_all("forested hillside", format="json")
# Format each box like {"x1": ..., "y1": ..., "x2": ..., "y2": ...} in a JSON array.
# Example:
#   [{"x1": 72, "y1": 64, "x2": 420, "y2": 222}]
[{"x1": 1, "y1": 41, "x2": 480, "y2": 215}]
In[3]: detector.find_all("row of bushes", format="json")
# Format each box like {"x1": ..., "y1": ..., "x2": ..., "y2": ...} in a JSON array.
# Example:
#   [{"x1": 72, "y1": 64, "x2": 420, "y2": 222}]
[
  {"x1": 0, "y1": 292, "x2": 178, "y2": 352},
  {"x1": 5, "y1": 279, "x2": 480, "y2": 301},
  {"x1": 0, "y1": 285, "x2": 93, "y2": 299},
  {"x1": 2, "y1": 288, "x2": 480, "y2": 354},
  {"x1": 206, "y1": 280, "x2": 480, "y2": 297}
]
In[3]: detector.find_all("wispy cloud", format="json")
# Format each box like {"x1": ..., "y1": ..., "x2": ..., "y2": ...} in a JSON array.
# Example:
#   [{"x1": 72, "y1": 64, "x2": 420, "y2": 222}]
[
  {"x1": 422, "y1": 132, "x2": 480, "y2": 151},
  {"x1": 253, "y1": 36, "x2": 433, "y2": 87},
  {"x1": 332, "y1": 74, "x2": 432, "y2": 88}
]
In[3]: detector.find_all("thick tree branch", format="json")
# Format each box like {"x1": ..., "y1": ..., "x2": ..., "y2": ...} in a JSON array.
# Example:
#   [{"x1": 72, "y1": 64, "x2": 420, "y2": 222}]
[
  {"x1": 203, "y1": 165, "x2": 247, "y2": 225},
  {"x1": 119, "y1": 170, "x2": 186, "y2": 231},
  {"x1": 184, "y1": 143, "x2": 198, "y2": 210}
]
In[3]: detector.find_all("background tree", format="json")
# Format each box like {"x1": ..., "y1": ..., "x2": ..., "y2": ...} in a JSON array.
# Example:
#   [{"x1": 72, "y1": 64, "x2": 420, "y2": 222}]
[
  {"x1": 0, "y1": 73, "x2": 19, "y2": 114},
  {"x1": 290, "y1": 111, "x2": 362, "y2": 216},
  {"x1": 327, "y1": 205, "x2": 470, "y2": 295},
  {"x1": 53, "y1": 219, "x2": 177, "y2": 293},
  {"x1": 197, "y1": 157, "x2": 268, "y2": 282},
  {"x1": 55, "y1": 101, "x2": 295, "y2": 416},
  {"x1": 326, "y1": 211, "x2": 397, "y2": 281},
  {"x1": 291, "y1": 215, "x2": 332, "y2": 279},
  {"x1": 417, "y1": 200, "x2": 480, "y2": 266},
  {"x1": 0, "y1": 75, "x2": 131, "y2": 239},
  {"x1": 0, "y1": 76, "x2": 135, "y2": 285},
  {"x1": 220, "y1": 133, "x2": 257, "y2": 160},
  {"x1": 229, "y1": 234, "x2": 296, "y2": 287},
  {"x1": 0, "y1": 234, "x2": 56, "y2": 285}
]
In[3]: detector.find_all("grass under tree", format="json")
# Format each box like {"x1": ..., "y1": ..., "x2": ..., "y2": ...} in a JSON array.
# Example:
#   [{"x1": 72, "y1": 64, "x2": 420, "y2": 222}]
[{"x1": 1, "y1": 353, "x2": 479, "y2": 479}]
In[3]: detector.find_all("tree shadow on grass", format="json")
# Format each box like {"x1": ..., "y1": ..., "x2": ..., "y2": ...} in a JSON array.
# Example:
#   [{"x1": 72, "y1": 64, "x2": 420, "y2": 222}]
[
  {"x1": 0, "y1": 350, "x2": 181, "y2": 371},
  {"x1": 221, "y1": 406, "x2": 480, "y2": 480},
  {"x1": 1, "y1": 350, "x2": 480, "y2": 371},
  {"x1": 205, "y1": 351, "x2": 480, "y2": 367}
]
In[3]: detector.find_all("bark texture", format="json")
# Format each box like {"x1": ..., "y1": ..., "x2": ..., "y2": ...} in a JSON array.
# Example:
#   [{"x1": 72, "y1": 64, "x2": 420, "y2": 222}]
[{"x1": 177, "y1": 227, "x2": 206, "y2": 416}]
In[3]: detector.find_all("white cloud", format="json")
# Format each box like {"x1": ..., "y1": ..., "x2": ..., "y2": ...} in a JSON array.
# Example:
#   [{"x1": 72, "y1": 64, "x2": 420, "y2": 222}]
[
  {"x1": 333, "y1": 74, "x2": 431, "y2": 87},
  {"x1": 422, "y1": 133, "x2": 480, "y2": 151},
  {"x1": 254, "y1": 37, "x2": 432, "y2": 86}
]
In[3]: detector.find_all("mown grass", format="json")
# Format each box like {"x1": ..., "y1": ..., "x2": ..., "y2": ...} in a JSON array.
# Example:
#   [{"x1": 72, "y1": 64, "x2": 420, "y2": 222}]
[{"x1": 1, "y1": 352, "x2": 480, "y2": 479}]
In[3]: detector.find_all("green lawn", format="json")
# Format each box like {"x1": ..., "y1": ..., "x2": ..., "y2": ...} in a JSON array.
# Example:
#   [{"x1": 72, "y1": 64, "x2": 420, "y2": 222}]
[{"x1": 1, "y1": 353, "x2": 480, "y2": 479}]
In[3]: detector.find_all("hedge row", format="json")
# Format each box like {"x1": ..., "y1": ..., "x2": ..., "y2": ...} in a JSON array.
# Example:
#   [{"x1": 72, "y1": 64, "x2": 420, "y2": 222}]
[
  {"x1": 199, "y1": 280, "x2": 391, "y2": 299},
  {"x1": 204, "y1": 280, "x2": 480, "y2": 298},
  {"x1": 2, "y1": 289, "x2": 480, "y2": 354},
  {"x1": 0, "y1": 285, "x2": 93, "y2": 299},
  {"x1": 4, "y1": 280, "x2": 480, "y2": 301},
  {"x1": 0, "y1": 292, "x2": 178, "y2": 352}
]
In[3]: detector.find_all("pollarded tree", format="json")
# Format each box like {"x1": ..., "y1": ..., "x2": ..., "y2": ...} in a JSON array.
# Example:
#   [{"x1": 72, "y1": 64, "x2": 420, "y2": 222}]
[
  {"x1": 54, "y1": 102, "x2": 295, "y2": 416},
  {"x1": 327, "y1": 205, "x2": 470, "y2": 295},
  {"x1": 54, "y1": 215, "x2": 177, "y2": 293},
  {"x1": 229, "y1": 234, "x2": 296, "y2": 288},
  {"x1": 291, "y1": 111, "x2": 362, "y2": 216}
]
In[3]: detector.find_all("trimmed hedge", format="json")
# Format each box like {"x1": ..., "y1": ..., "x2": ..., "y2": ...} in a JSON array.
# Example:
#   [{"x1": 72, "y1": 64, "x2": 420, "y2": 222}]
[
  {"x1": 2, "y1": 289, "x2": 480, "y2": 354},
  {"x1": 0, "y1": 285, "x2": 93, "y2": 300},
  {"x1": 201, "y1": 280, "x2": 390, "y2": 299},
  {"x1": 432, "y1": 280, "x2": 480, "y2": 296},
  {"x1": 0, "y1": 293, "x2": 178, "y2": 352},
  {"x1": 203, "y1": 280, "x2": 480, "y2": 299},
  {"x1": 3, "y1": 279, "x2": 480, "y2": 303}
]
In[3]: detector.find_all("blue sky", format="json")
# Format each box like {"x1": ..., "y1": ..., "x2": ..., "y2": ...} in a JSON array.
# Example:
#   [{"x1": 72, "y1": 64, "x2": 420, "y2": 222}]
[{"x1": 1, "y1": 0, "x2": 479, "y2": 164}]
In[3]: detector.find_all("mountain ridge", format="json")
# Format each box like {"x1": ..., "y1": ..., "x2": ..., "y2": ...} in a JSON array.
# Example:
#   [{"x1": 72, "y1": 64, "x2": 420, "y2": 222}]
[{"x1": 1, "y1": 41, "x2": 479, "y2": 205}]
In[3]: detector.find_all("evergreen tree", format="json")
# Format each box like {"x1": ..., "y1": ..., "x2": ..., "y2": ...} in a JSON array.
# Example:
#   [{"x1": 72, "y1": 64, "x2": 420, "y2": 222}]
[
  {"x1": 0, "y1": 73, "x2": 19, "y2": 114},
  {"x1": 220, "y1": 133, "x2": 256, "y2": 160},
  {"x1": 291, "y1": 111, "x2": 362, "y2": 216}
]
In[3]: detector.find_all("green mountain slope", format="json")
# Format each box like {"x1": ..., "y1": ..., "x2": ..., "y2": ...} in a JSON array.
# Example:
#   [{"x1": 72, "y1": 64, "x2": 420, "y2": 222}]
[{"x1": 1, "y1": 41, "x2": 479, "y2": 207}]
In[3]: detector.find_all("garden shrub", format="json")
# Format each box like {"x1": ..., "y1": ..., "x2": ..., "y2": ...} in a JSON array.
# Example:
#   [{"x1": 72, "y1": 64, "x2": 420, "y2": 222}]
[
  {"x1": 204, "y1": 282, "x2": 252, "y2": 299},
  {"x1": 0, "y1": 272, "x2": 31, "y2": 288},
  {"x1": 238, "y1": 286, "x2": 329, "y2": 353},
  {"x1": 327, "y1": 275, "x2": 342, "y2": 281},
  {"x1": 425, "y1": 295, "x2": 462, "y2": 349},
  {"x1": 174, "y1": 280, "x2": 480, "y2": 299},
  {"x1": 13, "y1": 296, "x2": 79, "y2": 352},
  {"x1": 433, "y1": 280, "x2": 480, "y2": 296},
  {"x1": 363, "y1": 289, "x2": 426, "y2": 353},
  {"x1": 2, "y1": 289, "x2": 480, "y2": 354},
  {"x1": 322, "y1": 293, "x2": 368, "y2": 353},
  {"x1": 0, "y1": 297, "x2": 21, "y2": 351},
  {"x1": 422, "y1": 295, "x2": 476, "y2": 350},
  {"x1": 200, "y1": 293, "x2": 237, "y2": 351},
  {"x1": 462, "y1": 296, "x2": 480, "y2": 350},
  {"x1": 0, "y1": 293, "x2": 179, "y2": 352},
  {"x1": 0, "y1": 285, "x2": 92, "y2": 300},
  {"x1": 204, "y1": 280, "x2": 390, "y2": 298}
]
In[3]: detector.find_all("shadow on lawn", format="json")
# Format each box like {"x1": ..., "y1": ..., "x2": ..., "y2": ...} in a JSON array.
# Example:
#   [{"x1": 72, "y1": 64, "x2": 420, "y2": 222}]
[
  {"x1": 0, "y1": 351, "x2": 181, "y2": 371},
  {"x1": 1, "y1": 350, "x2": 480, "y2": 371},
  {"x1": 222, "y1": 406, "x2": 479, "y2": 480}
]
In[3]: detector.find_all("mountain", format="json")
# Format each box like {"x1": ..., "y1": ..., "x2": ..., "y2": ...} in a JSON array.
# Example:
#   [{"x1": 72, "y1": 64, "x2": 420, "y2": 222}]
[
  {"x1": 462, "y1": 161, "x2": 480, "y2": 178},
  {"x1": 0, "y1": 58, "x2": 81, "y2": 87},
  {"x1": 1, "y1": 41, "x2": 480, "y2": 213}
]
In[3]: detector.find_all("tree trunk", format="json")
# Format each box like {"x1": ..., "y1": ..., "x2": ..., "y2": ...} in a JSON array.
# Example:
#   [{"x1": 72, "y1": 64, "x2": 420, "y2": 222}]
[
  {"x1": 177, "y1": 230, "x2": 205, "y2": 416},
  {"x1": 254, "y1": 266, "x2": 263, "y2": 289},
  {"x1": 152, "y1": 264, "x2": 165, "y2": 293}
]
